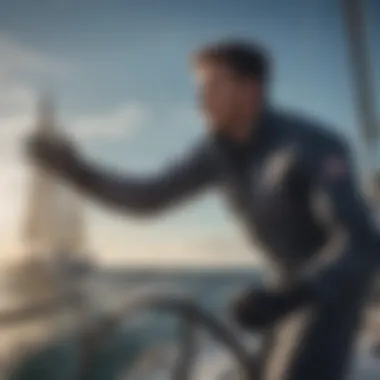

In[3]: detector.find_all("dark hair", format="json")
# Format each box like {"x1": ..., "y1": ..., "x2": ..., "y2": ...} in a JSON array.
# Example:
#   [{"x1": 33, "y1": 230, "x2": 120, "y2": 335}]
[{"x1": 193, "y1": 39, "x2": 271, "y2": 85}]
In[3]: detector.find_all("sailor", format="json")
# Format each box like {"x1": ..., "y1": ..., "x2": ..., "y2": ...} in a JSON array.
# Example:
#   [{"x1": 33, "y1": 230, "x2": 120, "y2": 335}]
[{"x1": 28, "y1": 40, "x2": 380, "y2": 380}]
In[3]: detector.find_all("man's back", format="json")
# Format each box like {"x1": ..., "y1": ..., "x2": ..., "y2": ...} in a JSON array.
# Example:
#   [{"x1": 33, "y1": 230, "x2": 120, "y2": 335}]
[{"x1": 208, "y1": 109, "x2": 350, "y2": 273}]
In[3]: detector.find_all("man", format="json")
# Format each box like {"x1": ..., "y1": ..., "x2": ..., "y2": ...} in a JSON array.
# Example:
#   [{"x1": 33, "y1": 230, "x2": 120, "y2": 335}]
[{"x1": 28, "y1": 40, "x2": 379, "y2": 380}]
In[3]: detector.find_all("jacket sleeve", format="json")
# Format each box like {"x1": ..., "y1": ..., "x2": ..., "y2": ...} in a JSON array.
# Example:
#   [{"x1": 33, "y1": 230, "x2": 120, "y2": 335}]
[
  {"x1": 303, "y1": 138, "x2": 380, "y2": 303},
  {"x1": 62, "y1": 141, "x2": 218, "y2": 216}
]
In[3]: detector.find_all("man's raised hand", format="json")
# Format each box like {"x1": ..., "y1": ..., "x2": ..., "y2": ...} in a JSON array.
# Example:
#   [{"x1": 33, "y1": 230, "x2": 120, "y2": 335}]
[{"x1": 26, "y1": 133, "x2": 80, "y2": 176}]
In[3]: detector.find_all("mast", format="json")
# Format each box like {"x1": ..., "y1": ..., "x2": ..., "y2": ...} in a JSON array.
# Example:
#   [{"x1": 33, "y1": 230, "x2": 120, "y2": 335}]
[
  {"x1": 341, "y1": 0, "x2": 380, "y2": 309},
  {"x1": 341, "y1": 0, "x2": 378, "y2": 194}
]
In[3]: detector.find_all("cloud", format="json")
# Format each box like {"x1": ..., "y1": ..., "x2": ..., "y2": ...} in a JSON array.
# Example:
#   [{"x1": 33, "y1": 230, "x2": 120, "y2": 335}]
[
  {"x1": 0, "y1": 34, "x2": 74, "y2": 80},
  {"x1": 0, "y1": 33, "x2": 74, "y2": 161},
  {"x1": 70, "y1": 102, "x2": 150, "y2": 140},
  {"x1": 0, "y1": 84, "x2": 36, "y2": 117},
  {"x1": 0, "y1": 33, "x2": 75, "y2": 158}
]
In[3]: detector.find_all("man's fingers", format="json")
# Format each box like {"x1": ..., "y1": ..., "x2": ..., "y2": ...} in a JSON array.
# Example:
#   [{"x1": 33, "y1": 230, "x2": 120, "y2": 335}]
[
  {"x1": 26, "y1": 136, "x2": 52, "y2": 162},
  {"x1": 230, "y1": 288, "x2": 290, "y2": 329},
  {"x1": 230, "y1": 291, "x2": 262, "y2": 329},
  {"x1": 25, "y1": 134, "x2": 76, "y2": 175}
]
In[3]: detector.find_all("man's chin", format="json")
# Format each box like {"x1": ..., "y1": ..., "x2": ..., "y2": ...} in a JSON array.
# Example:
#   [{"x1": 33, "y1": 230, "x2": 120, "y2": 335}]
[{"x1": 206, "y1": 121, "x2": 227, "y2": 136}]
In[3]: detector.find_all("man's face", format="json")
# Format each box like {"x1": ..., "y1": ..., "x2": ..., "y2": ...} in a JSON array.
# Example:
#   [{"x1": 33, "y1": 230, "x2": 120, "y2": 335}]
[{"x1": 194, "y1": 62, "x2": 261, "y2": 133}]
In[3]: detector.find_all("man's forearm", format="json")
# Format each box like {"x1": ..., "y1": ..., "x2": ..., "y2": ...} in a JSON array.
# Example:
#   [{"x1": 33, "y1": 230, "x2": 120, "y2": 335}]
[
  {"x1": 58, "y1": 145, "x2": 215, "y2": 215},
  {"x1": 59, "y1": 160, "x2": 178, "y2": 214},
  {"x1": 64, "y1": 160, "x2": 151, "y2": 212}
]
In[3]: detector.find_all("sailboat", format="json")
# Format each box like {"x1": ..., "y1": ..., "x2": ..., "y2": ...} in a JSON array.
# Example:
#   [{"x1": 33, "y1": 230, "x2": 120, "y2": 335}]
[{"x1": 20, "y1": 95, "x2": 94, "y2": 297}]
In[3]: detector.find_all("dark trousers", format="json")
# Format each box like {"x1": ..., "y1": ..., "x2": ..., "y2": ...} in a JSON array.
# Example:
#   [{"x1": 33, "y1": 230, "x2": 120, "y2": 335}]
[{"x1": 255, "y1": 268, "x2": 372, "y2": 380}]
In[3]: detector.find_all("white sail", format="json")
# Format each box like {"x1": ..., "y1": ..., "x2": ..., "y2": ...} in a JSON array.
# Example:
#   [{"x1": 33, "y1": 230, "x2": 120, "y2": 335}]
[
  {"x1": 23, "y1": 95, "x2": 87, "y2": 265},
  {"x1": 23, "y1": 95, "x2": 60, "y2": 257},
  {"x1": 54, "y1": 185, "x2": 86, "y2": 255}
]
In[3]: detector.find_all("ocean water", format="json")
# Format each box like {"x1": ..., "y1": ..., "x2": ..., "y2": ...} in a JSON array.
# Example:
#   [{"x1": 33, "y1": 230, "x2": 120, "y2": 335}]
[{"x1": 2, "y1": 268, "x2": 380, "y2": 380}]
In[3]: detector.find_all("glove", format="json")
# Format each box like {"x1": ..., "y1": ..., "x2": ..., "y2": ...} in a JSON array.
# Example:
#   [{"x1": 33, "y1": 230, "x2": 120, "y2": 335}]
[
  {"x1": 26, "y1": 133, "x2": 79, "y2": 176},
  {"x1": 230, "y1": 284, "x2": 314, "y2": 330}
]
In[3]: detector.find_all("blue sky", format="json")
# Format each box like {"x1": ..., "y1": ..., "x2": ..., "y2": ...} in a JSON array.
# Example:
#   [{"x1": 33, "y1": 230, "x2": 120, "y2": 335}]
[{"x1": 0, "y1": 0, "x2": 379, "y2": 266}]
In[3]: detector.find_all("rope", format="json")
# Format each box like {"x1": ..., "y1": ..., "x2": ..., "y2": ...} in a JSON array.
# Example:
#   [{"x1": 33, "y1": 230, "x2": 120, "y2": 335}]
[{"x1": 75, "y1": 295, "x2": 255, "y2": 380}]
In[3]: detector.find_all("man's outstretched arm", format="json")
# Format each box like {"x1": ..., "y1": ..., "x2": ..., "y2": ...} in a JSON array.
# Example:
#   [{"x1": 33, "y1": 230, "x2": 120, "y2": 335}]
[{"x1": 28, "y1": 136, "x2": 218, "y2": 216}]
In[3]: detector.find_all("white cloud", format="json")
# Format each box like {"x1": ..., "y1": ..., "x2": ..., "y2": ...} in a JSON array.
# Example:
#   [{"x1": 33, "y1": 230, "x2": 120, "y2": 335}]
[
  {"x1": 0, "y1": 33, "x2": 74, "y2": 159},
  {"x1": 0, "y1": 32, "x2": 75, "y2": 161},
  {"x1": 0, "y1": 34, "x2": 73, "y2": 80},
  {"x1": 0, "y1": 84, "x2": 36, "y2": 117},
  {"x1": 70, "y1": 102, "x2": 150, "y2": 140}
]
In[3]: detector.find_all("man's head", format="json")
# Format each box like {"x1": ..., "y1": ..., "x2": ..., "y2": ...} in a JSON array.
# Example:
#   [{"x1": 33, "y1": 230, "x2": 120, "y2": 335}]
[{"x1": 192, "y1": 40, "x2": 270, "y2": 138}]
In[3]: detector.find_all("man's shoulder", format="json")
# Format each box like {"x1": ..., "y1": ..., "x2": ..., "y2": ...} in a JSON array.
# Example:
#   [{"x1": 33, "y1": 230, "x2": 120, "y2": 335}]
[
  {"x1": 274, "y1": 109, "x2": 349, "y2": 155},
  {"x1": 183, "y1": 135, "x2": 221, "y2": 168}
]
